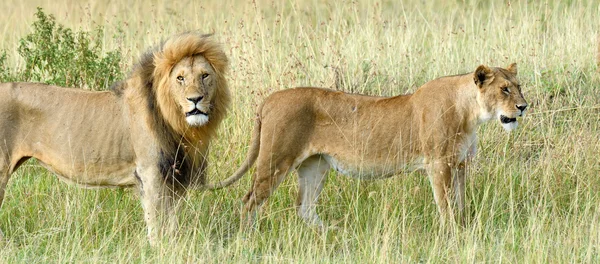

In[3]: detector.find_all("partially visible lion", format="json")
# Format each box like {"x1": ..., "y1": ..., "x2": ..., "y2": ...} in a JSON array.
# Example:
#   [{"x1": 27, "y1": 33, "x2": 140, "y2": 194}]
[
  {"x1": 0, "y1": 33, "x2": 230, "y2": 244},
  {"x1": 207, "y1": 64, "x2": 527, "y2": 229}
]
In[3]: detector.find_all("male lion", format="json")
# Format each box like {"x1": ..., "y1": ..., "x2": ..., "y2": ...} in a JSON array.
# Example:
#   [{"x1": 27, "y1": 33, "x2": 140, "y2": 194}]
[
  {"x1": 0, "y1": 33, "x2": 230, "y2": 244},
  {"x1": 207, "y1": 63, "x2": 527, "y2": 228}
]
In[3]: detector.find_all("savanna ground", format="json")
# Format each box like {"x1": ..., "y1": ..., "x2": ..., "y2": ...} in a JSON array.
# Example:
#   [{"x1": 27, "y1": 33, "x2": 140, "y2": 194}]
[{"x1": 0, "y1": 0, "x2": 599, "y2": 262}]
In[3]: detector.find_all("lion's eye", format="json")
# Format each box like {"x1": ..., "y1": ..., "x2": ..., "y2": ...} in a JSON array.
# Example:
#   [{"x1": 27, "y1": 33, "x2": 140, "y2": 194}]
[
  {"x1": 176, "y1": 76, "x2": 185, "y2": 82},
  {"x1": 502, "y1": 87, "x2": 510, "y2": 94},
  {"x1": 201, "y1": 73, "x2": 209, "y2": 79}
]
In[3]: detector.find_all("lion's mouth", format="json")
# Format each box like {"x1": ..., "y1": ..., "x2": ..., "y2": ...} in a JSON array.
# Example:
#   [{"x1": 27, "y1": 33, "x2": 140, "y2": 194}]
[
  {"x1": 500, "y1": 115, "x2": 517, "y2": 124},
  {"x1": 186, "y1": 108, "x2": 208, "y2": 117}
]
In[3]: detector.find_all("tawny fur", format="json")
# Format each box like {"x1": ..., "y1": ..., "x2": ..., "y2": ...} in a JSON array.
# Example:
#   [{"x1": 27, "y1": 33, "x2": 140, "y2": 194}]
[
  {"x1": 0, "y1": 33, "x2": 230, "y2": 245},
  {"x1": 207, "y1": 63, "x2": 527, "y2": 229}
]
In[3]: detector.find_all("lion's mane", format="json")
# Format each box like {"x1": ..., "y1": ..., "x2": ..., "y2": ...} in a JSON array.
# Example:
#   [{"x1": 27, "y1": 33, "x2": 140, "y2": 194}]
[{"x1": 116, "y1": 33, "x2": 231, "y2": 187}]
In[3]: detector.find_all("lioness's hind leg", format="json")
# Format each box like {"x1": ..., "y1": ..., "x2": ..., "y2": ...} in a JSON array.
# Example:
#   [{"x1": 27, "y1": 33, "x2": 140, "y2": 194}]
[
  {"x1": 241, "y1": 158, "x2": 294, "y2": 230},
  {"x1": 296, "y1": 155, "x2": 329, "y2": 228}
]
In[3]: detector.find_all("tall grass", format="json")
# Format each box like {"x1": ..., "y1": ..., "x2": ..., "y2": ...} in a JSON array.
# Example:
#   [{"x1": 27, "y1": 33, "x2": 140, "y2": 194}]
[{"x1": 0, "y1": 0, "x2": 599, "y2": 262}]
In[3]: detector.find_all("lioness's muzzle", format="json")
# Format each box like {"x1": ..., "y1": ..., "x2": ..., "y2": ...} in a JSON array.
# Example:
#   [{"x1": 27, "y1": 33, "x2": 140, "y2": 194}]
[{"x1": 500, "y1": 115, "x2": 517, "y2": 124}]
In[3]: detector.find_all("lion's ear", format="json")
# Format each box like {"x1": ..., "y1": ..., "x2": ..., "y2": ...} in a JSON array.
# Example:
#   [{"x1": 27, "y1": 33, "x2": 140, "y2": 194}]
[
  {"x1": 473, "y1": 65, "x2": 494, "y2": 88},
  {"x1": 506, "y1": 63, "x2": 517, "y2": 75}
]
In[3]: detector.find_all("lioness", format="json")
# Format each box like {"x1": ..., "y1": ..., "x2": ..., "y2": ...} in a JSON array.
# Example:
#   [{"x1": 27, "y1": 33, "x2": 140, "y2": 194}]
[
  {"x1": 0, "y1": 33, "x2": 230, "y2": 244},
  {"x1": 208, "y1": 63, "x2": 527, "y2": 228}
]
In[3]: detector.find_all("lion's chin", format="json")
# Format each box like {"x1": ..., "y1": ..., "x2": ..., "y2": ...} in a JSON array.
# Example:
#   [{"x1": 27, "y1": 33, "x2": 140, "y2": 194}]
[{"x1": 186, "y1": 114, "x2": 209, "y2": 126}]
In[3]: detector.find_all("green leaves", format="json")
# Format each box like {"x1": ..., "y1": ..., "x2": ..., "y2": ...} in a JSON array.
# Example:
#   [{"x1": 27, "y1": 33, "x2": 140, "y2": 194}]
[{"x1": 0, "y1": 8, "x2": 123, "y2": 90}]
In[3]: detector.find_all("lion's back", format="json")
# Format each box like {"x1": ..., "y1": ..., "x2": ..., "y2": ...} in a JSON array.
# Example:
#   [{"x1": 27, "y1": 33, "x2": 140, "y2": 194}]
[{"x1": 1, "y1": 82, "x2": 135, "y2": 184}]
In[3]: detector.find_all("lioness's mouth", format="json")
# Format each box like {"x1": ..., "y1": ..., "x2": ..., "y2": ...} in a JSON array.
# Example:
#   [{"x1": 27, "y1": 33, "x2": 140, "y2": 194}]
[
  {"x1": 500, "y1": 115, "x2": 517, "y2": 124},
  {"x1": 186, "y1": 109, "x2": 208, "y2": 117}
]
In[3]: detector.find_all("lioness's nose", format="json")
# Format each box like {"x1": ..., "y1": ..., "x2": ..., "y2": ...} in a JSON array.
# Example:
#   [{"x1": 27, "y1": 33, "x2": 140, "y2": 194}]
[
  {"x1": 187, "y1": 96, "x2": 204, "y2": 104},
  {"x1": 516, "y1": 104, "x2": 527, "y2": 112}
]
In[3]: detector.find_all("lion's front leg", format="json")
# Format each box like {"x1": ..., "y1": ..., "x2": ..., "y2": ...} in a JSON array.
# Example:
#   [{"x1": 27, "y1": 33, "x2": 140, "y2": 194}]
[{"x1": 135, "y1": 168, "x2": 180, "y2": 246}]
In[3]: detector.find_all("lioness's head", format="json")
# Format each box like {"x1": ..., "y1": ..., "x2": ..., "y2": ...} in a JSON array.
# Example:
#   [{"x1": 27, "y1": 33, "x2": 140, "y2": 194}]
[
  {"x1": 474, "y1": 63, "x2": 528, "y2": 131},
  {"x1": 152, "y1": 33, "x2": 230, "y2": 132}
]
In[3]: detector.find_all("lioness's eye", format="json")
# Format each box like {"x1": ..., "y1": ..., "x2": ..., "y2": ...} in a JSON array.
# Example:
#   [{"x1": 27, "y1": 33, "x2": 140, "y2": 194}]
[
  {"x1": 201, "y1": 73, "x2": 209, "y2": 79},
  {"x1": 177, "y1": 76, "x2": 185, "y2": 82},
  {"x1": 502, "y1": 87, "x2": 510, "y2": 94}
]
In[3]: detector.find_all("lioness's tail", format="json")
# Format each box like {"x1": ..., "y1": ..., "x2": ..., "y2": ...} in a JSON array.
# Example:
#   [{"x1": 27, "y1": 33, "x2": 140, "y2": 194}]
[{"x1": 204, "y1": 116, "x2": 261, "y2": 190}]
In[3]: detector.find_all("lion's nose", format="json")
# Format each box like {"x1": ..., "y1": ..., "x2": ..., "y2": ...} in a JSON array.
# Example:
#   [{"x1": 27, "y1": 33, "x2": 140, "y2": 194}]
[
  {"x1": 187, "y1": 96, "x2": 204, "y2": 104},
  {"x1": 516, "y1": 104, "x2": 527, "y2": 112}
]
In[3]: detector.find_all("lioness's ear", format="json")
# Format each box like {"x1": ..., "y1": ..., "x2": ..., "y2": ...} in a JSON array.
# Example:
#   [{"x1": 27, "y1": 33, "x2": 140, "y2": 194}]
[
  {"x1": 506, "y1": 63, "x2": 517, "y2": 75},
  {"x1": 474, "y1": 65, "x2": 494, "y2": 88}
]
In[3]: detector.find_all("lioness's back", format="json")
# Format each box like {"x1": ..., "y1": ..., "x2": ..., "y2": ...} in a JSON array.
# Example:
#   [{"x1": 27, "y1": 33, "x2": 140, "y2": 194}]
[
  {"x1": 255, "y1": 87, "x2": 417, "y2": 170},
  {"x1": 260, "y1": 87, "x2": 408, "y2": 119}
]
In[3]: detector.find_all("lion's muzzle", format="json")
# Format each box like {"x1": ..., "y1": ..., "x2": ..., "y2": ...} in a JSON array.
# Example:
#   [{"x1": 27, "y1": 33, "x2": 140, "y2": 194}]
[
  {"x1": 186, "y1": 108, "x2": 208, "y2": 117},
  {"x1": 185, "y1": 96, "x2": 209, "y2": 119},
  {"x1": 185, "y1": 106, "x2": 209, "y2": 126}
]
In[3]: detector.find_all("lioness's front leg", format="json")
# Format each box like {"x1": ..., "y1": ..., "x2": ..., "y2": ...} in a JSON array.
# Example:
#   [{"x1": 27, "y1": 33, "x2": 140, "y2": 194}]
[
  {"x1": 453, "y1": 161, "x2": 467, "y2": 225},
  {"x1": 452, "y1": 142, "x2": 476, "y2": 225},
  {"x1": 427, "y1": 160, "x2": 453, "y2": 225}
]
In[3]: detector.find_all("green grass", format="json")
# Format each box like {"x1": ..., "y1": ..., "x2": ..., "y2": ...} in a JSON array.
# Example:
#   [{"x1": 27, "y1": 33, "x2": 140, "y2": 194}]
[{"x1": 1, "y1": 0, "x2": 600, "y2": 262}]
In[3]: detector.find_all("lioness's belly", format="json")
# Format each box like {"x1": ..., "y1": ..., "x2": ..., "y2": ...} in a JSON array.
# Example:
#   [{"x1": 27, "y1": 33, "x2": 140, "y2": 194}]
[{"x1": 322, "y1": 154, "x2": 425, "y2": 180}]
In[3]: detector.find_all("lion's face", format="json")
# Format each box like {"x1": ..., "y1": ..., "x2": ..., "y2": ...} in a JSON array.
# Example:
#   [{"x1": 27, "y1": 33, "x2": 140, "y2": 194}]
[
  {"x1": 169, "y1": 55, "x2": 218, "y2": 126},
  {"x1": 474, "y1": 63, "x2": 528, "y2": 131}
]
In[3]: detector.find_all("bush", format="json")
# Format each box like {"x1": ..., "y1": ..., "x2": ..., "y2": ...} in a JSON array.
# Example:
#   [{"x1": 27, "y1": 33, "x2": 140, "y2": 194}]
[
  {"x1": 0, "y1": 8, "x2": 122, "y2": 90},
  {"x1": 0, "y1": 52, "x2": 14, "y2": 82}
]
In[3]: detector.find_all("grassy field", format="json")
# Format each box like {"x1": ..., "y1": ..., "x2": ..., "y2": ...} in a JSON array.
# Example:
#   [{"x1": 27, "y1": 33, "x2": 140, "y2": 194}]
[{"x1": 0, "y1": 0, "x2": 599, "y2": 262}]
